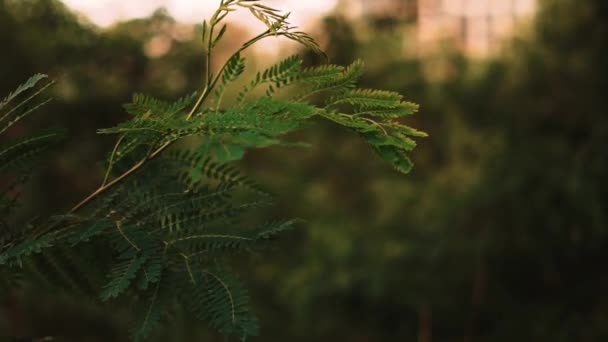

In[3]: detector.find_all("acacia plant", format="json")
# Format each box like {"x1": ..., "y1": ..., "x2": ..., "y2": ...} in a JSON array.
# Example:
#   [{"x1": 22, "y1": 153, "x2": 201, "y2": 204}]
[{"x1": 0, "y1": 1, "x2": 425, "y2": 340}]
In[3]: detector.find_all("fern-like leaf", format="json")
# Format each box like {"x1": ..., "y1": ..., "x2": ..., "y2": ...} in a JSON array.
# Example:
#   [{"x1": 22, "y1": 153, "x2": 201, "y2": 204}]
[
  {"x1": 68, "y1": 219, "x2": 114, "y2": 246},
  {"x1": 297, "y1": 59, "x2": 364, "y2": 100},
  {"x1": 185, "y1": 268, "x2": 259, "y2": 338},
  {"x1": 0, "y1": 75, "x2": 54, "y2": 136},
  {"x1": 132, "y1": 271, "x2": 166, "y2": 341},
  {"x1": 100, "y1": 254, "x2": 148, "y2": 301},
  {"x1": 0, "y1": 73, "x2": 48, "y2": 112},
  {"x1": 238, "y1": 55, "x2": 302, "y2": 102},
  {"x1": 124, "y1": 92, "x2": 198, "y2": 118},
  {"x1": 353, "y1": 101, "x2": 419, "y2": 118},
  {"x1": 0, "y1": 233, "x2": 56, "y2": 265},
  {"x1": 0, "y1": 129, "x2": 65, "y2": 172},
  {"x1": 214, "y1": 53, "x2": 246, "y2": 105},
  {"x1": 328, "y1": 89, "x2": 402, "y2": 109}
]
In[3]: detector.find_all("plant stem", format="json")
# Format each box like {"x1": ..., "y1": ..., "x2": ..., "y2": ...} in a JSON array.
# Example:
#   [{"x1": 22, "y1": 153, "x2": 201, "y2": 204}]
[
  {"x1": 101, "y1": 133, "x2": 126, "y2": 186},
  {"x1": 68, "y1": 28, "x2": 274, "y2": 215},
  {"x1": 69, "y1": 138, "x2": 174, "y2": 213}
]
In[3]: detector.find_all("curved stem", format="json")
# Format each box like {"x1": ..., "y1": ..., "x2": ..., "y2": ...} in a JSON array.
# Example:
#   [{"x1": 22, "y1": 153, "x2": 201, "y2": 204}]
[
  {"x1": 186, "y1": 85, "x2": 208, "y2": 120},
  {"x1": 206, "y1": 30, "x2": 271, "y2": 98},
  {"x1": 102, "y1": 133, "x2": 126, "y2": 186},
  {"x1": 69, "y1": 139, "x2": 174, "y2": 214},
  {"x1": 188, "y1": 29, "x2": 272, "y2": 117},
  {"x1": 68, "y1": 29, "x2": 274, "y2": 215},
  {"x1": 70, "y1": 158, "x2": 145, "y2": 213}
]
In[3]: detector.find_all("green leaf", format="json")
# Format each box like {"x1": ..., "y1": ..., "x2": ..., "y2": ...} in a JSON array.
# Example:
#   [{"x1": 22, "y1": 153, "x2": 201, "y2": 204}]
[
  {"x1": 211, "y1": 24, "x2": 228, "y2": 48},
  {"x1": 370, "y1": 143, "x2": 414, "y2": 174},
  {"x1": 363, "y1": 130, "x2": 415, "y2": 173},
  {"x1": 68, "y1": 219, "x2": 114, "y2": 246},
  {"x1": 353, "y1": 101, "x2": 419, "y2": 118},
  {"x1": 0, "y1": 233, "x2": 56, "y2": 264},
  {"x1": 328, "y1": 89, "x2": 403, "y2": 109},
  {"x1": 185, "y1": 268, "x2": 259, "y2": 338},
  {"x1": 209, "y1": 142, "x2": 246, "y2": 162},
  {"x1": 0, "y1": 129, "x2": 65, "y2": 172},
  {"x1": 132, "y1": 279, "x2": 165, "y2": 341},
  {"x1": 0, "y1": 73, "x2": 48, "y2": 112},
  {"x1": 100, "y1": 254, "x2": 148, "y2": 301},
  {"x1": 136, "y1": 254, "x2": 163, "y2": 290}
]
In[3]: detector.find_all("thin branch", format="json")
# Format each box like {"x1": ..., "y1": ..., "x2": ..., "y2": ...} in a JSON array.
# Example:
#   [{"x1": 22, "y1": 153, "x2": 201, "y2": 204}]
[
  {"x1": 69, "y1": 139, "x2": 173, "y2": 213},
  {"x1": 188, "y1": 29, "x2": 272, "y2": 117},
  {"x1": 67, "y1": 25, "x2": 293, "y2": 216},
  {"x1": 102, "y1": 133, "x2": 126, "y2": 186},
  {"x1": 115, "y1": 220, "x2": 140, "y2": 252},
  {"x1": 0, "y1": 80, "x2": 55, "y2": 127}
]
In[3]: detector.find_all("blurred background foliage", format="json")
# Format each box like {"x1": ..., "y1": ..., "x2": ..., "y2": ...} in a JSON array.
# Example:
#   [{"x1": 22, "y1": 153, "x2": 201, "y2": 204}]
[{"x1": 1, "y1": 0, "x2": 607, "y2": 341}]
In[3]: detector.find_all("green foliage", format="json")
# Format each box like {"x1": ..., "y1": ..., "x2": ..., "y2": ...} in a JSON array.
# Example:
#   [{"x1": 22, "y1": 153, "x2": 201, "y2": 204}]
[
  {"x1": 0, "y1": 74, "x2": 63, "y2": 263},
  {"x1": 0, "y1": 0, "x2": 424, "y2": 340},
  {"x1": 237, "y1": 54, "x2": 302, "y2": 101},
  {"x1": 0, "y1": 74, "x2": 62, "y2": 173},
  {"x1": 185, "y1": 267, "x2": 258, "y2": 338}
]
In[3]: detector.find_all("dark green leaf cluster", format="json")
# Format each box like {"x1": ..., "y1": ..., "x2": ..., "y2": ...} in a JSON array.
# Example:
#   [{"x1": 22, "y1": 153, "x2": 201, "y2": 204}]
[
  {"x1": 0, "y1": 74, "x2": 63, "y2": 264},
  {"x1": 2, "y1": 146, "x2": 293, "y2": 339},
  {"x1": 0, "y1": 74, "x2": 60, "y2": 174},
  {"x1": 100, "y1": 54, "x2": 425, "y2": 174}
]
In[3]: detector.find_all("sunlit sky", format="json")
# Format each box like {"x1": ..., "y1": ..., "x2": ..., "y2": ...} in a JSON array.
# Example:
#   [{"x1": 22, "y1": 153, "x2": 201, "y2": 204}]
[
  {"x1": 58, "y1": 0, "x2": 537, "y2": 57},
  {"x1": 60, "y1": 0, "x2": 339, "y2": 28}
]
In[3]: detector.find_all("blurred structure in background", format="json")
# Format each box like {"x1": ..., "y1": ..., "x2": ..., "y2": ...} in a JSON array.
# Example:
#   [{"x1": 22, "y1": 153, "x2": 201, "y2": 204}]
[
  {"x1": 339, "y1": 0, "x2": 536, "y2": 56},
  {"x1": 58, "y1": 0, "x2": 536, "y2": 58},
  {"x1": 341, "y1": 0, "x2": 418, "y2": 18}
]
